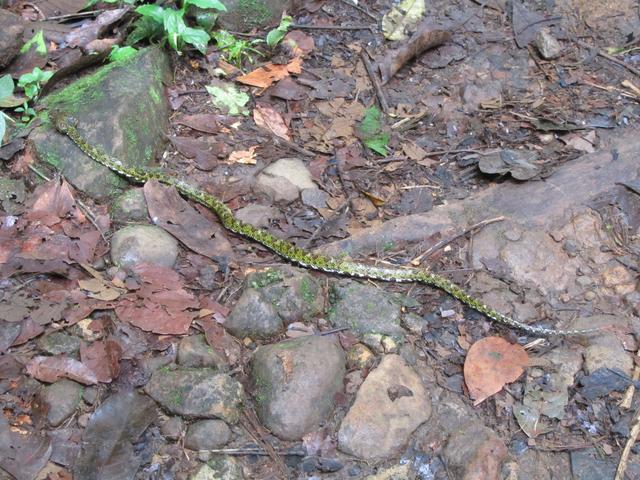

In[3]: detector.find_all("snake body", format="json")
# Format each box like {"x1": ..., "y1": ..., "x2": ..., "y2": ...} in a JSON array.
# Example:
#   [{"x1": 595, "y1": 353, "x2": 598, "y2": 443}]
[{"x1": 52, "y1": 114, "x2": 597, "y2": 337}]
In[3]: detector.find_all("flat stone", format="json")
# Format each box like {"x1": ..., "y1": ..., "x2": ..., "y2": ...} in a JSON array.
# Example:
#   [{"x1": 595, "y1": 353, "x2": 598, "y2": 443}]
[
  {"x1": 338, "y1": 354, "x2": 431, "y2": 459},
  {"x1": 160, "y1": 416, "x2": 184, "y2": 440},
  {"x1": 144, "y1": 367, "x2": 243, "y2": 423},
  {"x1": 235, "y1": 204, "x2": 281, "y2": 229},
  {"x1": 37, "y1": 332, "x2": 81, "y2": 356},
  {"x1": 252, "y1": 335, "x2": 345, "y2": 440},
  {"x1": 0, "y1": 11, "x2": 25, "y2": 69},
  {"x1": 41, "y1": 379, "x2": 83, "y2": 427},
  {"x1": 535, "y1": 29, "x2": 562, "y2": 60},
  {"x1": 191, "y1": 456, "x2": 244, "y2": 480},
  {"x1": 573, "y1": 315, "x2": 633, "y2": 377},
  {"x1": 328, "y1": 280, "x2": 404, "y2": 336},
  {"x1": 110, "y1": 225, "x2": 178, "y2": 268},
  {"x1": 184, "y1": 419, "x2": 231, "y2": 450},
  {"x1": 570, "y1": 447, "x2": 617, "y2": 480},
  {"x1": 443, "y1": 423, "x2": 508, "y2": 479},
  {"x1": 255, "y1": 158, "x2": 315, "y2": 202},
  {"x1": 178, "y1": 334, "x2": 227, "y2": 370}
]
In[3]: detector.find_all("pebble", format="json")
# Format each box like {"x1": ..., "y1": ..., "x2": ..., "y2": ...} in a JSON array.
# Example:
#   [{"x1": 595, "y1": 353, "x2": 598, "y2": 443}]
[
  {"x1": 110, "y1": 225, "x2": 178, "y2": 268},
  {"x1": 184, "y1": 419, "x2": 231, "y2": 450},
  {"x1": 41, "y1": 379, "x2": 83, "y2": 427},
  {"x1": 178, "y1": 334, "x2": 227, "y2": 370},
  {"x1": 535, "y1": 29, "x2": 562, "y2": 59}
]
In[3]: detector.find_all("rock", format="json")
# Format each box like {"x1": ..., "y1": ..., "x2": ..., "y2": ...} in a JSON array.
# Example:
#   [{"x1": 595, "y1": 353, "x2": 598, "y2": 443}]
[
  {"x1": 345, "y1": 344, "x2": 375, "y2": 370},
  {"x1": 226, "y1": 266, "x2": 324, "y2": 339},
  {"x1": 191, "y1": 456, "x2": 244, "y2": 480},
  {"x1": 235, "y1": 204, "x2": 281, "y2": 229},
  {"x1": 535, "y1": 29, "x2": 562, "y2": 60},
  {"x1": 251, "y1": 335, "x2": 345, "y2": 440},
  {"x1": 41, "y1": 379, "x2": 83, "y2": 427},
  {"x1": 601, "y1": 264, "x2": 636, "y2": 295},
  {"x1": 338, "y1": 354, "x2": 431, "y2": 460},
  {"x1": 573, "y1": 315, "x2": 633, "y2": 377},
  {"x1": 300, "y1": 456, "x2": 344, "y2": 474},
  {"x1": 443, "y1": 423, "x2": 508, "y2": 480},
  {"x1": 247, "y1": 267, "x2": 324, "y2": 323},
  {"x1": 366, "y1": 464, "x2": 412, "y2": 480},
  {"x1": 255, "y1": 158, "x2": 316, "y2": 202},
  {"x1": 35, "y1": 47, "x2": 171, "y2": 200},
  {"x1": 82, "y1": 386, "x2": 99, "y2": 405},
  {"x1": 512, "y1": 450, "x2": 572, "y2": 480},
  {"x1": 328, "y1": 280, "x2": 404, "y2": 336},
  {"x1": 570, "y1": 447, "x2": 617, "y2": 480},
  {"x1": 184, "y1": 419, "x2": 231, "y2": 450},
  {"x1": 0, "y1": 11, "x2": 24, "y2": 69},
  {"x1": 401, "y1": 313, "x2": 426, "y2": 335},
  {"x1": 110, "y1": 225, "x2": 179, "y2": 268},
  {"x1": 217, "y1": 0, "x2": 291, "y2": 32},
  {"x1": 178, "y1": 334, "x2": 228, "y2": 370},
  {"x1": 111, "y1": 188, "x2": 149, "y2": 223},
  {"x1": 145, "y1": 367, "x2": 244, "y2": 423},
  {"x1": 225, "y1": 289, "x2": 282, "y2": 339},
  {"x1": 301, "y1": 188, "x2": 328, "y2": 209},
  {"x1": 160, "y1": 416, "x2": 184, "y2": 440},
  {"x1": 37, "y1": 332, "x2": 81, "y2": 356}
]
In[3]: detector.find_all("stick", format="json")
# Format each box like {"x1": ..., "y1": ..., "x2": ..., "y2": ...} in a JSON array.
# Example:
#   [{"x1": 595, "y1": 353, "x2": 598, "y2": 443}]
[
  {"x1": 576, "y1": 40, "x2": 640, "y2": 77},
  {"x1": 411, "y1": 216, "x2": 505, "y2": 265},
  {"x1": 336, "y1": 0, "x2": 377, "y2": 21},
  {"x1": 28, "y1": 165, "x2": 109, "y2": 243},
  {"x1": 206, "y1": 446, "x2": 306, "y2": 456},
  {"x1": 615, "y1": 406, "x2": 640, "y2": 479},
  {"x1": 361, "y1": 51, "x2": 389, "y2": 113},
  {"x1": 291, "y1": 24, "x2": 374, "y2": 31}
]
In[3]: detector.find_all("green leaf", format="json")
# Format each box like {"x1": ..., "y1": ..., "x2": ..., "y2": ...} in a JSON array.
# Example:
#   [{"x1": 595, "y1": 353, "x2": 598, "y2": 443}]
[
  {"x1": 109, "y1": 45, "x2": 138, "y2": 62},
  {"x1": 0, "y1": 113, "x2": 6, "y2": 145},
  {"x1": 205, "y1": 83, "x2": 249, "y2": 116},
  {"x1": 212, "y1": 30, "x2": 236, "y2": 49},
  {"x1": 360, "y1": 106, "x2": 389, "y2": 156},
  {"x1": 135, "y1": 4, "x2": 166, "y2": 23},
  {"x1": 266, "y1": 15, "x2": 292, "y2": 48},
  {"x1": 183, "y1": 0, "x2": 226, "y2": 11},
  {"x1": 181, "y1": 27, "x2": 210, "y2": 54},
  {"x1": 20, "y1": 30, "x2": 47, "y2": 55},
  {"x1": 128, "y1": 16, "x2": 164, "y2": 45},
  {"x1": 0, "y1": 75, "x2": 14, "y2": 100},
  {"x1": 364, "y1": 133, "x2": 389, "y2": 155},
  {"x1": 194, "y1": 9, "x2": 219, "y2": 30},
  {"x1": 163, "y1": 9, "x2": 188, "y2": 51}
]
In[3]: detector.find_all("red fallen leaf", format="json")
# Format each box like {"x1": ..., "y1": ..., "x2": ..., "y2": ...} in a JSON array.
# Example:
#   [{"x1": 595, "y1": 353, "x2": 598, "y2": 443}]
[
  {"x1": 173, "y1": 114, "x2": 224, "y2": 134},
  {"x1": 26, "y1": 355, "x2": 98, "y2": 385},
  {"x1": 282, "y1": 31, "x2": 315, "y2": 59},
  {"x1": 115, "y1": 301, "x2": 195, "y2": 335},
  {"x1": 11, "y1": 319, "x2": 45, "y2": 346},
  {"x1": 464, "y1": 336, "x2": 529, "y2": 406},
  {"x1": 27, "y1": 178, "x2": 84, "y2": 226},
  {"x1": 200, "y1": 317, "x2": 241, "y2": 366},
  {"x1": 80, "y1": 339, "x2": 123, "y2": 383},
  {"x1": 253, "y1": 104, "x2": 291, "y2": 141},
  {"x1": 236, "y1": 58, "x2": 302, "y2": 92}
]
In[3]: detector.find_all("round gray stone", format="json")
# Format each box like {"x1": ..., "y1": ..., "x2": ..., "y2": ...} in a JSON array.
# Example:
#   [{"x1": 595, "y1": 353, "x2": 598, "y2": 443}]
[
  {"x1": 178, "y1": 334, "x2": 228, "y2": 370},
  {"x1": 110, "y1": 225, "x2": 178, "y2": 268},
  {"x1": 41, "y1": 379, "x2": 83, "y2": 427},
  {"x1": 184, "y1": 419, "x2": 231, "y2": 450}
]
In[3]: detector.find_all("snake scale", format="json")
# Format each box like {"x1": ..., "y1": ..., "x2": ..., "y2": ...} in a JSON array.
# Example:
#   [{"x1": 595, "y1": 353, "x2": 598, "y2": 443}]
[{"x1": 52, "y1": 113, "x2": 597, "y2": 337}]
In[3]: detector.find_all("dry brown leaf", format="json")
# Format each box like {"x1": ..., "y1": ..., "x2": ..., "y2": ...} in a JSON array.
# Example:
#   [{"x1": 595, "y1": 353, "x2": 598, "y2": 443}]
[
  {"x1": 253, "y1": 104, "x2": 291, "y2": 141},
  {"x1": 464, "y1": 336, "x2": 528, "y2": 405},
  {"x1": 236, "y1": 58, "x2": 302, "y2": 92},
  {"x1": 78, "y1": 278, "x2": 122, "y2": 301},
  {"x1": 26, "y1": 355, "x2": 98, "y2": 385},
  {"x1": 228, "y1": 145, "x2": 258, "y2": 164},
  {"x1": 80, "y1": 339, "x2": 123, "y2": 383}
]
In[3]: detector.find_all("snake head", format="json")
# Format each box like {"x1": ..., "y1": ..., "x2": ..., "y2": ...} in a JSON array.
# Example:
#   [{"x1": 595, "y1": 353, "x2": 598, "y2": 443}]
[{"x1": 51, "y1": 112, "x2": 78, "y2": 133}]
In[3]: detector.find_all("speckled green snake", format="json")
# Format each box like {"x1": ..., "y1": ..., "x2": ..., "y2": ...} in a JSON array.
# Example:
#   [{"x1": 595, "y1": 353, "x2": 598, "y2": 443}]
[{"x1": 52, "y1": 113, "x2": 598, "y2": 337}]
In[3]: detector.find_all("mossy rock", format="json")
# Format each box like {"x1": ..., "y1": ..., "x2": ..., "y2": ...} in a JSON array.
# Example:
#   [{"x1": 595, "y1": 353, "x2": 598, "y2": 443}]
[
  {"x1": 217, "y1": 0, "x2": 291, "y2": 31},
  {"x1": 31, "y1": 47, "x2": 171, "y2": 200}
]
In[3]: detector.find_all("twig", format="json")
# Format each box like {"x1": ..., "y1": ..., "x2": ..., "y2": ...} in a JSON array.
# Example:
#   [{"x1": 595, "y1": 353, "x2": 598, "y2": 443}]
[
  {"x1": 615, "y1": 405, "x2": 640, "y2": 480},
  {"x1": 361, "y1": 51, "x2": 389, "y2": 113},
  {"x1": 272, "y1": 135, "x2": 315, "y2": 157},
  {"x1": 411, "y1": 216, "x2": 505, "y2": 265},
  {"x1": 207, "y1": 446, "x2": 306, "y2": 456},
  {"x1": 576, "y1": 39, "x2": 640, "y2": 77},
  {"x1": 291, "y1": 24, "x2": 374, "y2": 32},
  {"x1": 241, "y1": 411, "x2": 288, "y2": 478},
  {"x1": 527, "y1": 44, "x2": 553, "y2": 81},
  {"x1": 516, "y1": 16, "x2": 562, "y2": 36},
  {"x1": 28, "y1": 165, "x2": 109, "y2": 243},
  {"x1": 320, "y1": 326, "x2": 350, "y2": 335},
  {"x1": 620, "y1": 348, "x2": 640, "y2": 409},
  {"x1": 44, "y1": 9, "x2": 103, "y2": 21},
  {"x1": 336, "y1": 0, "x2": 377, "y2": 21}
]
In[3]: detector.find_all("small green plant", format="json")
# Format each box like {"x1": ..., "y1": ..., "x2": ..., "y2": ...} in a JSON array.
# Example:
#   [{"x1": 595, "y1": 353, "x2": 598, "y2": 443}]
[
  {"x1": 20, "y1": 30, "x2": 47, "y2": 56},
  {"x1": 212, "y1": 30, "x2": 264, "y2": 67},
  {"x1": 108, "y1": 45, "x2": 138, "y2": 62},
  {"x1": 266, "y1": 14, "x2": 292, "y2": 48},
  {"x1": 0, "y1": 74, "x2": 19, "y2": 143},
  {"x1": 15, "y1": 67, "x2": 53, "y2": 123},
  {"x1": 129, "y1": 0, "x2": 226, "y2": 54}
]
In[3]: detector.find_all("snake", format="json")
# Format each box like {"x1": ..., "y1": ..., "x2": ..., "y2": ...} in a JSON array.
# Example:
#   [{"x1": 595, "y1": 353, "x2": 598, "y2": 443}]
[{"x1": 52, "y1": 112, "x2": 598, "y2": 337}]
